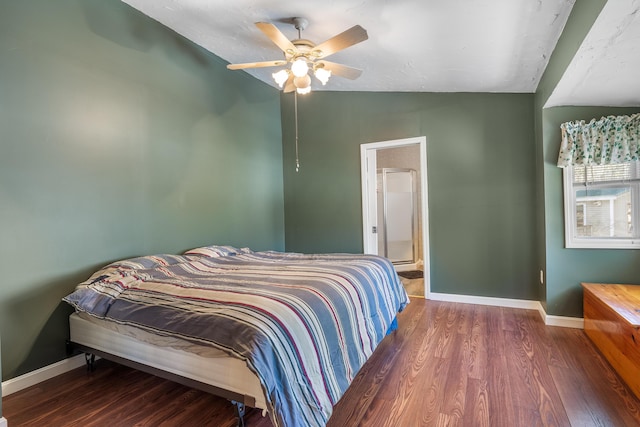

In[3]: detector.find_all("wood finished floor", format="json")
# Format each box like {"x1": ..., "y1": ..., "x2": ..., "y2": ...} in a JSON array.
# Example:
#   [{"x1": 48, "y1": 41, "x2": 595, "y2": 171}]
[{"x1": 5, "y1": 298, "x2": 640, "y2": 426}]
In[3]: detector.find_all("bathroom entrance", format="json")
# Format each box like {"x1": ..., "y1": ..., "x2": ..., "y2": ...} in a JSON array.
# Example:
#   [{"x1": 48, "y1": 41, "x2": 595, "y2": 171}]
[{"x1": 360, "y1": 137, "x2": 429, "y2": 298}]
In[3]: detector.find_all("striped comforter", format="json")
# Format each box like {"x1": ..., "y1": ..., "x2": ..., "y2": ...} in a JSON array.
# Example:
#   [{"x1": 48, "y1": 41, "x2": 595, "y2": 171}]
[{"x1": 64, "y1": 247, "x2": 409, "y2": 427}]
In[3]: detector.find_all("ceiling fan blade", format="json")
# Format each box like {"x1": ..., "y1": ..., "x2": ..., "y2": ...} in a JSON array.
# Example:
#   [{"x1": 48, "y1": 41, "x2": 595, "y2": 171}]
[
  {"x1": 227, "y1": 60, "x2": 287, "y2": 70},
  {"x1": 317, "y1": 61, "x2": 363, "y2": 80},
  {"x1": 255, "y1": 22, "x2": 297, "y2": 54},
  {"x1": 283, "y1": 74, "x2": 296, "y2": 93},
  {"x1": 312, "y1": 25, "x2": 368, "y2": 59}
]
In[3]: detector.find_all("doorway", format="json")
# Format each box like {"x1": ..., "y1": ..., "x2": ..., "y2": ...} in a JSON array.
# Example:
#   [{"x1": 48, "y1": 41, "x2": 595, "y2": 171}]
[{"x1": 360, "y1": 137, "x2": 430, "y2": 298}]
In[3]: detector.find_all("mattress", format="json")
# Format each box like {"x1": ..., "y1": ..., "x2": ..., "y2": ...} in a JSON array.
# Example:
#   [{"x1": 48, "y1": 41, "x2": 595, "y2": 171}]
[{"x1": 69, "y1": 312, "x2": 267, "y2": 409}]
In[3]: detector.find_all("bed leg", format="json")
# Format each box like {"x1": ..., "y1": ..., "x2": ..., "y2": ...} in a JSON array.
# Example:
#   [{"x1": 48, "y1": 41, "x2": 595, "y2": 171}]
[
  {"x1": 65, "y1": 340, "x2": 75, "y2": 356},
  {"x1": 84, "y1": 353, "x2": 96, "y2": 372},
  {"x1": 231, "y1": 400, "x2": 246, "y2": 427}
]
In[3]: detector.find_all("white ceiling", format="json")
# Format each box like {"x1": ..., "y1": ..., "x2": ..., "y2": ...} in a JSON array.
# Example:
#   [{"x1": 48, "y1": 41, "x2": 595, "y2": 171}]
[
  {"x1": 546, "y1": 0, "x2": 640, "y2": 107},
  {"x1": 121, "y1": 0, "x2": 640, "y2": 107}
]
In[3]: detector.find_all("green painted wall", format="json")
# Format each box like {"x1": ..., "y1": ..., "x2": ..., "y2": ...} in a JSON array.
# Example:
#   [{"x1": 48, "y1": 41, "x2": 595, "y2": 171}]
[
  {"x1": 533, "y1": 0, "x2": 607, "y2": 313},
  {"x1": 542, "y1": 107, "x2": 640, "y2": 317},
  {"x1": 0, "y1": 0, "x2": 284, "y2": 380},
  {"x1": 282, "y1": 92, "x2": 538, "y2": 300},
  {"x1": 534, "y1": 0, "x2": 640, "y2": 317}
]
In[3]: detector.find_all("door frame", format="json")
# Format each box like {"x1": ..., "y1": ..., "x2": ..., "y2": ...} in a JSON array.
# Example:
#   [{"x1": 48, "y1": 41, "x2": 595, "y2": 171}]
[{"x1": 360, "y1": 136, "x2": 431, "y2": 297}]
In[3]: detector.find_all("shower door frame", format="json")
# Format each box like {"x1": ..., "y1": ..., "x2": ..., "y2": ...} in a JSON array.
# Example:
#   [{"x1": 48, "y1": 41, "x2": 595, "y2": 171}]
[{"x1": 360, "y1": 136, "x2": 430, "y2": 297}]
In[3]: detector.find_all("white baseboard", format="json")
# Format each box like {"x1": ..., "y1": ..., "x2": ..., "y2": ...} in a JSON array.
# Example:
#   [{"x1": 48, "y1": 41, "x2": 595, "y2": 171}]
[
  {"x1": 428, "y1": 292, "x2": 583, "y2": 329},
  {"x1": 429, "y1": 292, "x2": 542, "y2": 310},
  {"x1": 544, "y1": 314, "x2": 584, "y2": 329},
  {"x1": 1, "y1": 354, "x2": 86, "y2": 397},
  {"x1": 0, "y1": 416, "x2": 7, "y2": 427}
]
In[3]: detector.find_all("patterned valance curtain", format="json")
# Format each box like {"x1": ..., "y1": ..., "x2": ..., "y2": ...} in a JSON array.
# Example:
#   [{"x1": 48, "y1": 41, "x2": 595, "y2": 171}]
[{"x1": 557, "y1": 113, "x2": 640, "y2": 168}]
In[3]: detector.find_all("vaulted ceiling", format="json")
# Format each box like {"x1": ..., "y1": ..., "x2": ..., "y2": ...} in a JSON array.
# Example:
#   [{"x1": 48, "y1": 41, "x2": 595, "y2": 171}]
[{"x1": 121, "y1": 0, "x2": 640, "y2": 107}]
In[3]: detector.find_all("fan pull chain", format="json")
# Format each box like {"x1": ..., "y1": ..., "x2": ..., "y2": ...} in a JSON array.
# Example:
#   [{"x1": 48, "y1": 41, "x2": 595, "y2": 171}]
[{"x1": 294, "y1": 91, "x2": 300, "y2": 172}]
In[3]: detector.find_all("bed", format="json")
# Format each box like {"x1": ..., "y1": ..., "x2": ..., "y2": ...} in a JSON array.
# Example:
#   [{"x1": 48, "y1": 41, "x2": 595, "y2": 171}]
[{"x1": 64, "y1": 246, "x2": 409, "y2": 427}]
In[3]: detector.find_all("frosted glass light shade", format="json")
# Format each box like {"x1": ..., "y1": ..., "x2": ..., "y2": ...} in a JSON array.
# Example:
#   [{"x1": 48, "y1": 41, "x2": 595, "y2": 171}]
[
  {"x1": 291, "y1": 59, "x2": 309, "y2": 77},
  {"x1": 293, "y1": 74, "x2": 311, "y2": 89},
  {"x1": 272, "y1": 69, "x2": 289, "y2": 87},
  {"x1": 314, "y1": 68, "x2": 331, "y2": 85}
]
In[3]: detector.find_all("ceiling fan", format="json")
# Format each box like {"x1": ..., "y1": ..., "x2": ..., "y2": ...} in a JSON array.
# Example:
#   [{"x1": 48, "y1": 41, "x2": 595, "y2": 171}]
[{"x1": 227, "y1": 17, "x2": 368, "y2": 94}]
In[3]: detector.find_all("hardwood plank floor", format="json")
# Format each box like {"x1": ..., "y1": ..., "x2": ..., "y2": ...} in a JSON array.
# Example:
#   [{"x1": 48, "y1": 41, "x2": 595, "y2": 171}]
[{"x1": 5, "y1": 298, "x2": 640, "y2": 426}]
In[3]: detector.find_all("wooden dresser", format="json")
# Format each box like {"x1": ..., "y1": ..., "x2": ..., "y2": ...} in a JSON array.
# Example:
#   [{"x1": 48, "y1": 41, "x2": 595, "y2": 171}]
[{"x1": 582, "y1": 283, "x2": 640, "y2": 399}]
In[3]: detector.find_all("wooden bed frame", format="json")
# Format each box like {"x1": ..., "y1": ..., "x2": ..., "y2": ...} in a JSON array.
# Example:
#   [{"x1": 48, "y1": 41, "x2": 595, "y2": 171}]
[{"x1": 66, "y1": 313, "x2": 266, "y2": 426}]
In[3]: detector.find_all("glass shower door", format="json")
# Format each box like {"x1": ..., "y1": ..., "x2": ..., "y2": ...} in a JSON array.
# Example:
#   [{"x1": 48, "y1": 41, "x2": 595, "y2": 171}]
[{"x1": 378, "y1": 168, "x2": 417, "y2": 264}]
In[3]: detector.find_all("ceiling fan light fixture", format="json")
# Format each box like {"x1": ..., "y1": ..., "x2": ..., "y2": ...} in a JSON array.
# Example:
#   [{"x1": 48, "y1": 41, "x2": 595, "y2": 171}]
[
  {"x1": 272, "y1": 69, "x2": 289, "y2": 87},
  {"x1": 227, "y1": 20, "x2": 368, "y2": 97},
  {"x1": 228, "y1": 20, "x2": 368, "y2": 172},
  {"x1": 314, "y1": 67, "x2": 331, "y2": 85},
  {"x1": 291, "y1": 58, "x2": 309, "y2": 77}
]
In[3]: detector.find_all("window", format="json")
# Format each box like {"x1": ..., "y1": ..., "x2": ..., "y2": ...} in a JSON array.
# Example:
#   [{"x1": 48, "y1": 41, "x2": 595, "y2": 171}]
[{"x1": 563, "y1": 162, "x2": 640, "y2": 248}]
